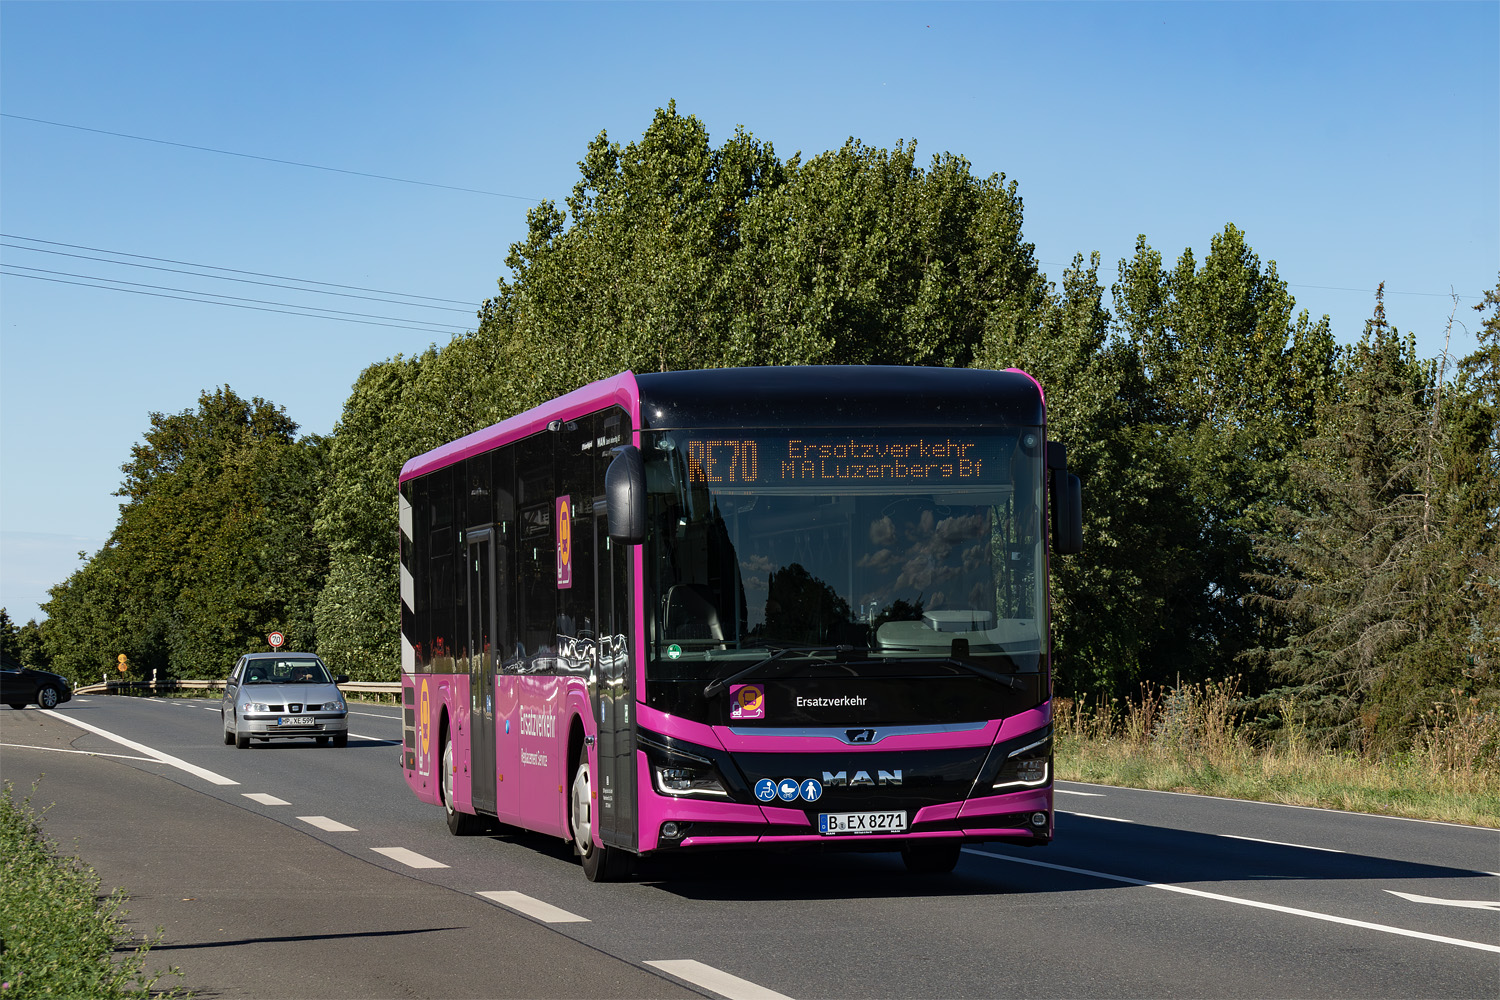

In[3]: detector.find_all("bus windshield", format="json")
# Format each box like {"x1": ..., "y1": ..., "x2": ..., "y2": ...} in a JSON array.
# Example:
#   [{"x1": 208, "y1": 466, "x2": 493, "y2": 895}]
[{"x1": 642, "y1": 427, "x2": 1048, "y2": 718}]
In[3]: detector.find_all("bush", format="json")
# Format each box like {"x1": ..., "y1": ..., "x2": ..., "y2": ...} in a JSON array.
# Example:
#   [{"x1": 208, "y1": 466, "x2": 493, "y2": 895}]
[{"x1": 0, "y1": 782, "x2": 180, "y2": 998}]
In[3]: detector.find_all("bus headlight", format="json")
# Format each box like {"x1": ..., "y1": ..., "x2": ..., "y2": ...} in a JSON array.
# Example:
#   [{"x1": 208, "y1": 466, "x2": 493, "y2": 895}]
[
  {"x1": 992, "y1": 731, "x2": 1052, "y2": 790},
  {"x1": 654, "y1": 764, "x2": 730, "y2": 798}
]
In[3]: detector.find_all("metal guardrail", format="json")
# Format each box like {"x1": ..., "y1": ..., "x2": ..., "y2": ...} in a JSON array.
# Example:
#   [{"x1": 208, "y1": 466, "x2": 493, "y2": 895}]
[{"x1": 73, "y1": 678, "x2": 402, "y2": 697}]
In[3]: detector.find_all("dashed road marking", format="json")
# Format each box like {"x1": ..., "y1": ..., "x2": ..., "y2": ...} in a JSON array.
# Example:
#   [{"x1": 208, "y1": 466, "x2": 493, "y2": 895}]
[
  {"x1": 242, "y1": 793, "x2": 290, "y2": 805},
  {"x1": 1385, "y1": 890, "x2": 1500, "y2": 912},
  {"x1": 299, "y1": 815, "x2": 357, "y2": 832},
  {"x1": 477, "y1": 891, "x2": 589, "y2": 923},
  {"x1": 645, "y1": 960, "x2": 792, "y2": 1000},
  {"x1": 1055, "y1": 788, "x2": 1105, "y2": 796},
  {"x1": 1061, "y1": 811, "x2": 1135, "y2": 823},
  {"x1": 371, "y1": 847, "x2": 447, "y2": 869}
]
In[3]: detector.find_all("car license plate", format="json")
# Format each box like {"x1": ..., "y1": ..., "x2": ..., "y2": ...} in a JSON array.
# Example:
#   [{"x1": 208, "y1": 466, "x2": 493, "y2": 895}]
[
  {"x1": 818, "y1": 811, "x2": 908, "y2": 835},
  {"x1": 277, "y1": 716, "x2": 314, "y2": 727}
]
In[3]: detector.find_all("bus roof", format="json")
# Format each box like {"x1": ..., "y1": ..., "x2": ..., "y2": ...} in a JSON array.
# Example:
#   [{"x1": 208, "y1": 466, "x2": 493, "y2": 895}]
[{"x1": 399, "y1": 366, "x2": 1045, "y2": 482}]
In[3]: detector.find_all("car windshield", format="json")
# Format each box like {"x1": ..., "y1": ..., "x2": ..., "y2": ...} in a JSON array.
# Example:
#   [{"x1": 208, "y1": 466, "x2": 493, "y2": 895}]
[{"x1": 244, "y1": 659, "x2": 331, "y2": 684}]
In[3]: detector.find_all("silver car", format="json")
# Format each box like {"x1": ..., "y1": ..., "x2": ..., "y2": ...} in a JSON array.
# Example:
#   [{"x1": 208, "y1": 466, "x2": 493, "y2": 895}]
[{"x1": 221, "y1": 652, "x2": 349, "y2": 748}]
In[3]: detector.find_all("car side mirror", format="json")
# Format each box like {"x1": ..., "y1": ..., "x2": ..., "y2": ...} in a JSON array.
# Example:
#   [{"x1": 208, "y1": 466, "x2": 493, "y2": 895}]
[
  {"x1": 336, "y1": 674, "x2": 350, "y2": 684},
  {"x1": 605, "y1": 445, "x2": 646, "y2": 545}
]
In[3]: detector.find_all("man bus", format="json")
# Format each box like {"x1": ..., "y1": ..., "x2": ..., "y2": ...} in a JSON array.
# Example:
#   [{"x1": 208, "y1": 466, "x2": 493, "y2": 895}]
[{"x1": 398, "y1": 366, "x2": 1082, "y2": 881}]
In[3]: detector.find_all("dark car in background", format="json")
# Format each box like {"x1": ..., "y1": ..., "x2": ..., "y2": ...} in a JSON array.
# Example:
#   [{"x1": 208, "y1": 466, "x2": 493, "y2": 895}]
[{"x1": 2, "y1": 655, "x2": 73, "y2": 710}]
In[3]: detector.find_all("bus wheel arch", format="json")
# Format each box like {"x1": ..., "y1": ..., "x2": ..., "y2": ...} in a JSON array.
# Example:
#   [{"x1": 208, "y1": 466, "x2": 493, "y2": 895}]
[
  {"x1": 567, "y1": 716, "x2": 632, "y2": 882},
  {"x1": 440, "y1": 712, "x2": 482, "y2": 835}
]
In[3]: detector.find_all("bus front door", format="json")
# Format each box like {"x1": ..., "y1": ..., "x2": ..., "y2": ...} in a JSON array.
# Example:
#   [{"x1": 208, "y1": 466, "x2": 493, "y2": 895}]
[
  {"x1": 593, "y1": 508, "x2": 637, "y2": 852},
  {"x1": 466, "y1": 529, "x2": 501, "y2": 817}
]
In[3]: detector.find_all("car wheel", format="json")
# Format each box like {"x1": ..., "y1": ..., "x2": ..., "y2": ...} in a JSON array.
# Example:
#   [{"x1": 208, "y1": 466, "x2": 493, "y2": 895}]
[
  {"x1": 7, "y1": 702, "x2": 26, "y2": 710},
  {"x1": 442, "y1": 730, "x2": 481, "y2": 835},
  {"x1": 332, "y1": 732, "x2": 348, "y2": 748},
  {"x1": 901, "y1": 843, "x2": 962, "y2": 874},
  {"x1": 223, "y1": 718, "x2": 234, "y2": 745},
  {"x1": 235, "y1": 728, "x2": 251, "y2": 750},
  {"x1": 37, "y1": 685, "x2": 59, "y2": 709},
  {"x1": 570, "y1": 756, "x2": 633, "y2": 882}
]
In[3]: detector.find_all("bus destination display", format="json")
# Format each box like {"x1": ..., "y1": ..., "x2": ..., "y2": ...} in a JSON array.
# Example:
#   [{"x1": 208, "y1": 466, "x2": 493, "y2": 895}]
[{"x1": 684, "y1": 435, "x2": 998, "y2": 485}]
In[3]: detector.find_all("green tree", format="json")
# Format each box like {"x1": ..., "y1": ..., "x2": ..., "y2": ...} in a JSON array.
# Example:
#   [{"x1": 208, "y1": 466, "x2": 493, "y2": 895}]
[
  {"x1": 323, "y1": 102, "x2": 1055, "y2": 676},
  {"x1": 1250, "y1": 285, "x2": 1493, "y2": 748},
  {"x1": 43, "y1": 388, "x2": 327, "y2": 679},
  {"x1": 16, "y1": 617, "x2": 49, "y2": 669},
  {"x1": 0, "y1": 609, "x2": 21, "y2": 664},
  {"x1": 1113, "y1": 225, "x2": 1338, "y2": 690}
]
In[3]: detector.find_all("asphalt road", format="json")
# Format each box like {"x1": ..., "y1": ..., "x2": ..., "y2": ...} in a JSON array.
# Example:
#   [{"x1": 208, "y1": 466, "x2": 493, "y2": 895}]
[{"x1": 3, "y1": 695, "x2": 1496, "y2": 1000}]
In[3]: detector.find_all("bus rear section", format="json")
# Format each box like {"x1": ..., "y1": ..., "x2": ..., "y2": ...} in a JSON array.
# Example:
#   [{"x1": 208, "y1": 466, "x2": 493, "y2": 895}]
[{"x1": 398, "y1": 366, "x2": 1081, "y2": 879}]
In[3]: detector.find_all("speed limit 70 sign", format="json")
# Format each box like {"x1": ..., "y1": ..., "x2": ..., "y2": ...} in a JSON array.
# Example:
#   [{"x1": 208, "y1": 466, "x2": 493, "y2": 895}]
[{"x1": 268, "y1": 631, "x2": 285, "y2": 649}]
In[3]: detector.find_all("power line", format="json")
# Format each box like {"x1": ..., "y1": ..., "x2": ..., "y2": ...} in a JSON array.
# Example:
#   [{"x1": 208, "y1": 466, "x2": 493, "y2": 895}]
[
  {"x1": 1, "y1": 234, "x2": 477, "y2": 306},
  {"x1": 2, "y1": 243, "x2": 474, "y2": 314},
  {"x1": 2, "y1": 113, "x2": 543, "y2": 202},
  {"x1": 0, "y1": 268, "x2": 470, "y2": 336}
]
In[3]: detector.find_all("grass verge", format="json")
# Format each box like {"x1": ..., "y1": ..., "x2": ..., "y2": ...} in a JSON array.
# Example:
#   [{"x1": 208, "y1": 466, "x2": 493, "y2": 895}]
[
  {"x1": 0, "y1": 780, "x2": 183, "y2": 998},
  {"x1": 1056, "y1": 680, "x2": 1500, "y2": 828}
]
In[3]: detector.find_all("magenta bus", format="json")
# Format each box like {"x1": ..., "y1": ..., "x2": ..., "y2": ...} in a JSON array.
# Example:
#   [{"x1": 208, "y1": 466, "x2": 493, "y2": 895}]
[{"x1": 398, "y1": 366, "x2": 1082, "y2": 880}]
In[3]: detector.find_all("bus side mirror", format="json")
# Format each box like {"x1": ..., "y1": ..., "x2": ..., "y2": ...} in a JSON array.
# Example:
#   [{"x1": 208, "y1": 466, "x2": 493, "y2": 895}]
[
  {"x1": 1048, "y1": 442, "x2": 1083, "y2": 555},
  {"x1": 605, "y1": 445, "x2": 646, "y2": 545}
]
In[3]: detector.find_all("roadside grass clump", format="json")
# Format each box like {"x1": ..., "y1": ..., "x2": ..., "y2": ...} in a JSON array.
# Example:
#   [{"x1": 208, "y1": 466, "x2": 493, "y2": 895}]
[
  {"x1": 1055, "y1": 680, "x2": 1500, "y2": 828},
  {"x1": 0, "y1": 781, "x2": 182, "y2": 999}
]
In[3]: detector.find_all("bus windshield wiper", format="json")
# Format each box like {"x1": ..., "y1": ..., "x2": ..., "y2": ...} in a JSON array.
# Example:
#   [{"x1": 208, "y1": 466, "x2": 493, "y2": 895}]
[
  {"x1": 935, "y1": 657, "x2": 1026, "y2": 691},
  {"x1": 702, "y1": 645, "x2": 855, "y2": 699}
]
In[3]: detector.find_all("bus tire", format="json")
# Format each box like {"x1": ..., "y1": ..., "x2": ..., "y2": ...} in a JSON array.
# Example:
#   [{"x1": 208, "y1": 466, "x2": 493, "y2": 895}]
[
  {"x1": 442, "y1": 727, "x2": 482, "y2": 835},
  {"x1": 570, "y1": 757, "x2": 633, "y2": 882},
  {"x1": 901, "y1": 842, "x2": 962, "y2": 874}
]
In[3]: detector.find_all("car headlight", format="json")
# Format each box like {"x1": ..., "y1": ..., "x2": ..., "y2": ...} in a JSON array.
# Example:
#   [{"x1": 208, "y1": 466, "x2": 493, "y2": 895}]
[{"x1": 244, "y1": 703, "x2": 271, "y2": 714}]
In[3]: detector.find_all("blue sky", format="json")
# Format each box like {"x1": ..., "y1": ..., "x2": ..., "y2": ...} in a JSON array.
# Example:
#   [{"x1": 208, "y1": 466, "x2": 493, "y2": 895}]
[{"x1": 2, "y1": 1, "x2": 1496, "y2": 625}]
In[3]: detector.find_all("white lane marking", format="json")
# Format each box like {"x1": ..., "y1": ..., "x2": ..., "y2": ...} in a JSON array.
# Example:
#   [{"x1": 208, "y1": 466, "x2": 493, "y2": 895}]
[
  {"x1": 1385, "y1": 890, "x2": 1500, "y2": 912},
  {"x1": 242, "y1": 793, "x2": 290, "y2": 806},
  {"x1": 1060, "y1": 811, "x2": 1135, "y2": 823},
  {"x1": 371, "y1": 847, "x2": 448, "y2": 869},
  {"x1": 1055, "y1": 788, "x2": 1105, "y2": 797},
  {"x1": 350, "y1": 710, "x2": 399, "y2": 719},
  {"x1": 1220, "y1": 834, "x2": 1344, "y2": 853},
  {"x1": 476, "y1": 891, "x2": 589, "y2": 923},
  {"x1": 299, "y1": 815, "x2": 357, "y2": 832},
  {"x1": 1058, "y1": 780, "x2": 1500, "y2": 830},
  {"x1": 349, "y1": 733, "x2": 401, "y2": 745},
  {"x1": 644, "y1": 960, "x2": 793, "y2": 1000},
  {"x1": 965, "y1": 848, "x2": 1500, "y2": 954},
  {"x1": 2, "y1": 742, "x2": 158, "y2": 763},
  {"x1": 40, "y1": 710, "x2": 238, "y2": 786}
]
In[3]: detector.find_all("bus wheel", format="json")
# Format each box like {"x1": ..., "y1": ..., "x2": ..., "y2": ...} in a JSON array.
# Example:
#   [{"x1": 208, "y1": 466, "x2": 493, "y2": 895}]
[
  {"x1": 901, "y1": 843, "x2": 962, "y2": 874},
  {"x1": 570, "y1": 758, "x2": 633, "y2": 882},
  {"x1": 442, "y1": 729, "x2": 482, "y2": 835}
]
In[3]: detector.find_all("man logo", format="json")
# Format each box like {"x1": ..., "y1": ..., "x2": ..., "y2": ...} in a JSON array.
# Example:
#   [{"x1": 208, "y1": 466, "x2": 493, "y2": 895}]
[
  {"x1": 846, "y1": 728, "x2": 877, "y2": 743},
  {"x1": 821, "y1": 769, "x2": 902, "y2": 786}
]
